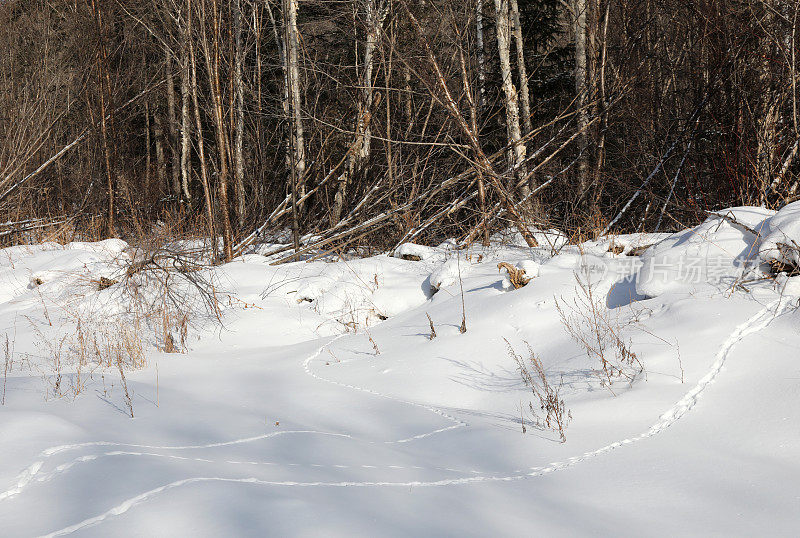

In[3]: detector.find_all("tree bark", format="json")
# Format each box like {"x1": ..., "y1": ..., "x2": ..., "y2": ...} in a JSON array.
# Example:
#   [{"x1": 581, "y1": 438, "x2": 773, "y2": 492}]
[
  {"x1": 285, "y1": 0, "x2": 307, "y2": 203},
  {"x1": 154, "y1": 110, "x2": 167, "y2": 189},
  {"x1": 233, "y1": 0, "x2": 246, "y2": 228},
  {"x1": 200, "y1": 0, "x2": 234, "y2": 261},
  {"x1": 332, "y1": 0, "x2": 387, "y2": 225},
  {"x1": 265, "y1": 0, "x2": 292, "y2": 177},
  {"x1": 179, "y1": 18, "x2": 192, "y2": 204},
  {"x1": 188, "y1": 0, "x2": 217, "y2": 261},
  {"x1": 493, "y1": 0, "x2": 528, "y2": 198},
  {"x1": 476, "y1": 0, "x2": 487, "y2": 114},
  {"x1": 91, "y1": 0, "x2": 116, "y2": 237},
  {"x1": 574, "y1": 0, "x2": 590, "y2": 195},
  {"x1": 165, "y1": 47, "x2": 181, "y2": 196},
  {"x1": 509, "y1": 0, "x2": 532, "y2": 137}
]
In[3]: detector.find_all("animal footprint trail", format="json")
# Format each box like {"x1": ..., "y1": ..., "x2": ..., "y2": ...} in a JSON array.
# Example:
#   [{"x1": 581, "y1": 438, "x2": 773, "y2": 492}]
[
  {"x1": 5, "y1": 296, "x2": 789, "y2": 537},
  {"x1": 1, "y1": 336, "x2": 469, "y2": 505}
]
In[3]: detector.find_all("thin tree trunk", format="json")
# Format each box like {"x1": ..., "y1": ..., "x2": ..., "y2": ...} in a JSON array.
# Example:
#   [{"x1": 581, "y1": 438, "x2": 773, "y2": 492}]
[
  {"x1": 201, "y1": 0, "x2": 234, "y2": 261},
  {"x1": 179, "y1": 21, "x2": 192, "y2": 204},
  {"x1": 253, "y1": 2, "x2": 264, "y2": 203},
  {"x1": 145, "y1": 100, "x2": 152, "y2": 192},
  {"x1": 574, "y1": 0, "x2": 590, "y2": 195},
  {"x1": 165, "y1": 47, "x2": 181, "y2": 195},
  {"x1": 509, "y1": 0, "x2": 532, "y2": 137},
  {"x1": 91, "y1": 0, "x2": 115, "y2": 237},
  {"x1": 265, "y1": 0, "x2": 292, "y2": 176},
  {"x1": 493, "y1": 0, "x2": 528, "y2": 198},
  {"x1": 757, "y1": 4, "x2": 778, "y2": 203},
  {"x1": 458, "y1": 27, "x2": 489, "y2": 245},
  {"x1": 187, "y1": 0, "x2": 216, "y2": 261},
  {"x1": 285, "y1": 0, "x2": 306, "y2": 202},
  {"x1": 154, "y1": 111, "x2": 167, "y2": 189},
  {"x1": 592, "y1": 2, "x2": 610, "y2": 207},
  {"x1": 476, "y1": 0, "x2": 487, "y2": 114},
  {"x1": 332, "y1": 0, "x2": 387, "y2": 224},
  {"x1": 233, "y1": 0, "x2": 246, "y2": 228}
]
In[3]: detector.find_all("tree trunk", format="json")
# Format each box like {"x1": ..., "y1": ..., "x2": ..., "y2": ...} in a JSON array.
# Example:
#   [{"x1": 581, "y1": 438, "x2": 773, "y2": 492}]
[
  {"x1": 265, "y1": 0, "x2": 292, "y2": 177},
  {"x1": 165, "y1": 47, "x2": 181, "y2": 196},
  {"x1": 285, "y1": 0, "x2": 306, "y2": 203},
  {"x1": 91, "y1": 0, "x2": 115, "y2": 237},
  {"x1": 493, "y1": 0, "x2": 528, "y2": 198},
  {"x1": 332, "y1": 0, "x2": 387, "y2": 225},
  {"x1": 154, "y1": 111, "x2": 167, "y2": 189},
  {"x1": 200, "y1": 0, "x2": 234, "y2": 261},
  {"x1": 188, "y1": 0, "x2": 217, "y2": 261},
  {"x1": 145, "y1": 101, "x2": 152, "y2": 192},
  {"x1": 179, "y1": 21, "x2": 192, "y2": 204},
  {"x1": 574, "y1": 0, "x2": 590, "y2": 196},
  {"x1": 509, "y1": 0, "x2": 532, "y2": 137},
  {"x1": 757, "y1": 3, "x2": 778, "y2": 203},
  {"x1": 476, "y1": 0, "x2": 487, "y2": 114},
  {"x1": 592, "y1": 2, "x2": 610, "y2": 207},
  {"x1": 233, "y1": 0, "x2": 246, "y2": 228}
]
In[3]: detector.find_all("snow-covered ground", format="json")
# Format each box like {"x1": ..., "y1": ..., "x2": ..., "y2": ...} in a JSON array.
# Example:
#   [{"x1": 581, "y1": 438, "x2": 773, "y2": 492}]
[{"x1": 1, "y1": 206, "x2": 799, "y2": 536}]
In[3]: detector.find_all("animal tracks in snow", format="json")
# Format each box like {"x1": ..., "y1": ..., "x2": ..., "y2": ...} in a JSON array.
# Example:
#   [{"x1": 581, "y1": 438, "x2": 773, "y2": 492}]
[{"x1": 2, "y1": 296, "x2": 790, "y2": 536}]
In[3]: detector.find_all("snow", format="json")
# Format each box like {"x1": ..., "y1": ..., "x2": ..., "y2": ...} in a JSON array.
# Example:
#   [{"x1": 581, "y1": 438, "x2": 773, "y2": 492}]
[
  {"x1": 1, "y1": 209, "x2": 800, "y2": 535},
  {"x1": 636, "y1": 207, "x2": 774, "y2": 297},
  {"x1": 759, "y1": 200, "x2": 800, "y2": 266}
]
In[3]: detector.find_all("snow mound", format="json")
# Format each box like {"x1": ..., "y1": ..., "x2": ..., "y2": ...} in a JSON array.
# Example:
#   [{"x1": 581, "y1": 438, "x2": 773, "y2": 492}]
[
  {"x1": 429, "y1": 258, "x2": 471, "y2": 292},
  {"x1": 758, "y1": 201, "x2": 800, "y2": 267},
  {"x1": 592, "y1": 233, "x2": 673, "y2": 257},
  {"x1": 291, "y1": 256, "x2": 433, "y2": 326},
  {"x1": 636, "y1": 207, "x2": 772, "y2": 297},
  {"x1": 393, "y1": 243, "x2": 442, "y2": 261}
]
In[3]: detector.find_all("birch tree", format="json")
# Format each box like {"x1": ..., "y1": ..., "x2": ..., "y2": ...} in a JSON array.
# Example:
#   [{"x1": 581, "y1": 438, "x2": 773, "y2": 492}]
[
  {"x1": 285, "y1": 0, "x2": 306, "y2": 202},
  {"x1": 574, "y1": 0, "x2": 590, "y2": 194},
  {"x1": 493, "y1": 0, "x2": 529, "y2": 198},
  {"x1": 233, "y1": 0, "x2": 246, "y2": 227},
  {"x1": 509, "y1": 0, "x2": 532, "y2": 137},
  {"x1": 331, "y1": 0, "x2": 388, "y2": 224}
]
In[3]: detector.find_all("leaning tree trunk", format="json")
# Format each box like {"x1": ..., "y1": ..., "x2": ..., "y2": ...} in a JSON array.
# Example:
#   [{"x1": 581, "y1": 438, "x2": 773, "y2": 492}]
[{"x1": 493, "y1": 0, "x2": 528, "y2": 198}]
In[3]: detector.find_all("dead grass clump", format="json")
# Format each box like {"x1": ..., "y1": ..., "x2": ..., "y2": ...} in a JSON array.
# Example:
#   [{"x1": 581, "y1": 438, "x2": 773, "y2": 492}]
[
  {"x1": 497, "y1": 262, "x2": 531, "y2": 289},
  {"x1": 506, "y1": 339, "x2": 571, "y2": 442},
  {"x1": 94, "y1": 276, "x2": 118, "y2": 290},
  {"x1": 116, "y1": 354, "x2": 134, "y2": 418},
  {"x1": 426, "y1": 312, "x2": 436, "y2": 340},
  {"x1": 29, "y1": 314, "x2": 147, "y2": 400},
  {"x1": 555, "y1": 273, "x2": 643, "y2": 393}
]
